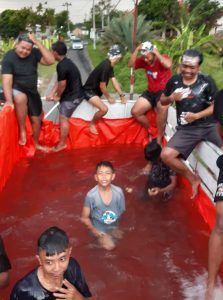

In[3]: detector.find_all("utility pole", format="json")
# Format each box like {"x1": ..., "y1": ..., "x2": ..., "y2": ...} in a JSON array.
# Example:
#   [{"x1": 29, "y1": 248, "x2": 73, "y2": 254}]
[
  {"x1": 129, "y1": 0, "x2": 138, "y2": 100},
  {"x1": 92, "y1": 0, "x2": 96, "y2": 49},
  {"x1": 62, "y1": 2, "x2": 72, "y2": 33}
]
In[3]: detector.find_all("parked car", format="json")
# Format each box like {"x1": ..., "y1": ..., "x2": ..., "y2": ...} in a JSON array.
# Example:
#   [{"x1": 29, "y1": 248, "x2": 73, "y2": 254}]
[{"x1": 71, "y1": 38, "x2": 84, "y2": 50}]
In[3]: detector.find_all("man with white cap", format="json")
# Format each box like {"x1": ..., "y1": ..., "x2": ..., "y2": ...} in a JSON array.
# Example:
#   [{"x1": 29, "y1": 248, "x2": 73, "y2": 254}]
[
  {"x1": 160, "y1": 49, "x2": 222, "y2": 199},
  {"x1": 84, "y1": 45, "x2": 126, "y2": 134},
  {"x1": 128, "y1": 41, "x2": 172, "y2": 144}
]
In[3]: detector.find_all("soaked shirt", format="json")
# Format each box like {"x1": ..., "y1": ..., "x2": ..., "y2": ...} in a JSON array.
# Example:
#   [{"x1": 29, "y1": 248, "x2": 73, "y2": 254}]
[
  {"x1": 84, "y1": 184, "x2": 125, "y2": 233},
  {"x1": 0, "y1": 237, "x2": 11, "y2": 273},
  {"x1": 134, "y1": 55, "x2": 172, "y2": 93},
  {"x1": 164, "y1": 73, "x2": 217, "y2": 127},
  {"x1": 149, "y1": 161, "x2": 176, "y2": 188},
  {"x1": 57, "y1": 57, "x2": 85, "y2": 102},
  {"x1": 10, "y1": 257, "x2": 92, "y2": 299},
  {"x1": 2, "y1": 48, "x2": 42, "y2": 93},
  {"x1": 84, "y1": 59, "x2": 114, "y2": 96}
]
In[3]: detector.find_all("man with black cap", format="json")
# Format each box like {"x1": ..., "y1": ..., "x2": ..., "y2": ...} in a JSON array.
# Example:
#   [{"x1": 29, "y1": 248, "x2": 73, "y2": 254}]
[
  {"x1": 84, "y1": 45, "x2": 126, "y2": 134},
  {"x1": 160, "y1": 49, "x2": 222, "y2": 199},
  {"x1": 10, "y1": 226, "x2": 92, "y2": 299},
  {"x1": 205, "y1": 91, "x2": 223, "y2": 299},
  {"x1": 0, "y1": 236, "x2": 11, "y2": 288},
  {"x1": 128, "y1": 41, "x2": 172, "y2": 144},
  {"x1": 2, "y1": 32, "x2": 55, "y2": 152}
]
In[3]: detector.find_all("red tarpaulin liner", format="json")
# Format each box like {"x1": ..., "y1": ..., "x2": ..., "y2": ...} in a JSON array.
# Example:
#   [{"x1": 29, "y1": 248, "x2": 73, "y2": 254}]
[{"x1": 0, "y1": 107, "x2": 216, "y2": 230}]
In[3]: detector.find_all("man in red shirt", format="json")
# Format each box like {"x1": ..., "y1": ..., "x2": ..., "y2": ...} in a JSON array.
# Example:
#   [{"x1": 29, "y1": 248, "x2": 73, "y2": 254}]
[{"x1": 128, "y1": 41, "x2": 172, "y2": 144}]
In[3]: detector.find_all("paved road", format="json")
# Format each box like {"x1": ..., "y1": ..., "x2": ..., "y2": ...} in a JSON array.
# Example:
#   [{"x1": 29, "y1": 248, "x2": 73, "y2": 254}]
[{"x1": 42, "y1": 47, "x2": 93, "y2": 122}]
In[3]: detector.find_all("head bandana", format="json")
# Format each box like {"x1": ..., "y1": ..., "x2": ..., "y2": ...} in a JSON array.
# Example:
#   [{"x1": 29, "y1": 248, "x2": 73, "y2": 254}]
[{"x1": 182, "y1": 55, "x2": 200, "y2": 66}]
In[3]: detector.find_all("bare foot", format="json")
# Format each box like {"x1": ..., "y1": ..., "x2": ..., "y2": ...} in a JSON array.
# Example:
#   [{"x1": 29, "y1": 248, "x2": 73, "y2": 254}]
[
  {"x1": 89, "y1": 123, "x2": 98, "y2": 135},
  {"x1": 205, "y1": 286, "x2": 215, "y2": 300},
  {"x1": 19, "y1": 131, "x2": 27, "y2": 146},
  {"x1": 35, "y1": 144, "x2": 49, "y2": 153},
  {"x1": 191, "y1": 176, "x2": 201, "y2": 199},
  {"x1": 52, "y1": 144, "x2": 67, "y2": 152}
]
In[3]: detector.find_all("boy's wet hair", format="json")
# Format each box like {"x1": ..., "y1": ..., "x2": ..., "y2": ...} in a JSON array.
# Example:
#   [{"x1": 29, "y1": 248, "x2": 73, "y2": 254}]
[
  {"x1": 144, "y1": 139, "x2": 162, "y2": 162},
  {"x1": 96, "y1": 161, "x2": 114, "y2": 172},
  {"x1": 52, "y1": 41, "x2": 67, "y2": 55},
  {"x1": 37, "y1": 226, "x2": 69, "y2": 256},
  {"x1": 17, "y1": 34, "x2": 34, "y2": 45}
]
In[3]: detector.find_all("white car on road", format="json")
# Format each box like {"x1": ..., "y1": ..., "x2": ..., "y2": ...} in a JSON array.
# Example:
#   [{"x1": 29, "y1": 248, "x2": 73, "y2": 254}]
[{"x1": 71, "y1": 37, "x2": 84, "y2": 50}]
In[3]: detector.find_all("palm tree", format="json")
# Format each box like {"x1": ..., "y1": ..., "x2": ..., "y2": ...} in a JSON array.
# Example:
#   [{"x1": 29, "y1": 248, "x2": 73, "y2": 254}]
[{"x1": 101, "y1": 13, "x2": 156, "y2": 53}]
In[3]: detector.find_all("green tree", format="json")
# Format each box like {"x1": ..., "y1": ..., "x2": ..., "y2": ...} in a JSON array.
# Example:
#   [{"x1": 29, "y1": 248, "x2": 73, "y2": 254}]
[
  {"x1": 155, "y1": 11, "x2": 220, "y2": 71},
  {"x1": 55, "y1": 11, "x2": 68, "y2": 31},
  {"x1": 186, "y1": 0, "x2": 223, "y2": 32},
  {"x1": 101, "y1": 14, "x2": 155, "y2": 53},
  {"x1": 138, "y1": 0, "x2": 181, "y2": 25},
  {"x1": 0, "y1": 8, "x2": 34, "y2": 39}
]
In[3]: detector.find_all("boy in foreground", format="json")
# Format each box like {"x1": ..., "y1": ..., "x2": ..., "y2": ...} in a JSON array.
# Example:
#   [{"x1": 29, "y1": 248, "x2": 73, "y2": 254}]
[
  {"x1": 10, "y1": 226, "x2": 92, "y2": 299},
  {"x1": 81, "y1": 161, "x2": 125, "y2": 250}
]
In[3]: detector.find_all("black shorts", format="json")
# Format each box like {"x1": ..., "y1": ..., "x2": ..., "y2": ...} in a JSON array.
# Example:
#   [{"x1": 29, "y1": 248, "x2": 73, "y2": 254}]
[
  {"x1": 13, "y1": 89, "x2": 42, "y2": 117},
  {"x1": 84, "y1": 89, "x2": 100, "y2": 101},
  {"x1": 167, "y1": 124, "x2": 222, "y2": 160},
  {"x1": 140, "y1": 90, "x2": 163, "y2": 108},
  {"x1": 60, "y1": 97, "x2": 84, "y2": 118}
]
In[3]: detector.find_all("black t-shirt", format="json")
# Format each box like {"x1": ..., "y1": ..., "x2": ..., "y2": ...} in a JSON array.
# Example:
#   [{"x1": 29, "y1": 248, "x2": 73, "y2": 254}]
[
  {"x1": 149, "y1": 161, "x2": 176, "y2": 188},
  {"x1": 10, "y1": 257, "x2": 92, "y2": 299},
  {"x1": 214, "y1": 89, "x2": 223, "y2": 125},
  {"x1": 0, "y1": 236, "x2": 11, "y2": 273},
  {"x1": 164, "y1": 73, "x2": 217, "y2": 127},
  {"x1": 1, "y1": 48, "x2": 42, "y2": 93},
  {"x1": 57, "y1": 57, "x2": 85, "y2": 102},
  {"x1": 84, "y1": 59, "x2": 114, "y2": 96},
  {"x1": 214, "y1": 155, "x2": 223, "y2": 202}
]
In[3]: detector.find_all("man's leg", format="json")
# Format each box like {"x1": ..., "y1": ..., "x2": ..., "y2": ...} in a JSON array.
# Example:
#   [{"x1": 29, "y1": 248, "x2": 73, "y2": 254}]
[
  {"x1": 161, "y1": 146, "x2": 200, "y2": 198},
  {"x1": 155, "y1": 101, "x2": 169, "y2": 145},
  {"x1": 206, "y1": 202, "x2": 223, "y2": 299},
  {"x1": 131, "y1": 97, "x2": 152, "y2": 130},
  {"x1": 14, "y1": 93, "x2": 28, "y2": 145},
  {"x1": 30, "y1": 115, "x2": 48, "y2": 152},
  {"x1": 88, "y1": 96, "x2": 108, "y2": 134},
  {"x1": 53, "y1": 115, "x2": 69, "y2": 152}
]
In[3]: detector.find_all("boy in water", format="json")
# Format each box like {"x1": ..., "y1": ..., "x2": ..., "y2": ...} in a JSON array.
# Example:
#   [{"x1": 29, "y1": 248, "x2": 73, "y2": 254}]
[
  {"x1": 10, "y1": 226, "x2": 91, "y2": 299},
  {"x1": 81, "y1": 161, "x2": 125, "y2": 250},
  {"x1": 144, "y1": 139, "x2": 177, "y2": 200}
]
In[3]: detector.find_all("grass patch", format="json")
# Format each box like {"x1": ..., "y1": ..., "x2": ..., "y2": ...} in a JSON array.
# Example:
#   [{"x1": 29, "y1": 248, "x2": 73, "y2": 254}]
[{"x1": 201, "y1": 54, "x2": 223, "y2": 89}]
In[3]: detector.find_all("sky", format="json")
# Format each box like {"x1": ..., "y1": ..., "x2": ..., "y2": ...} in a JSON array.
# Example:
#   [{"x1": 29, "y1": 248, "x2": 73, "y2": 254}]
[{"x1": 0, "y1": 0, "x2": 136, "y2": 24}]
